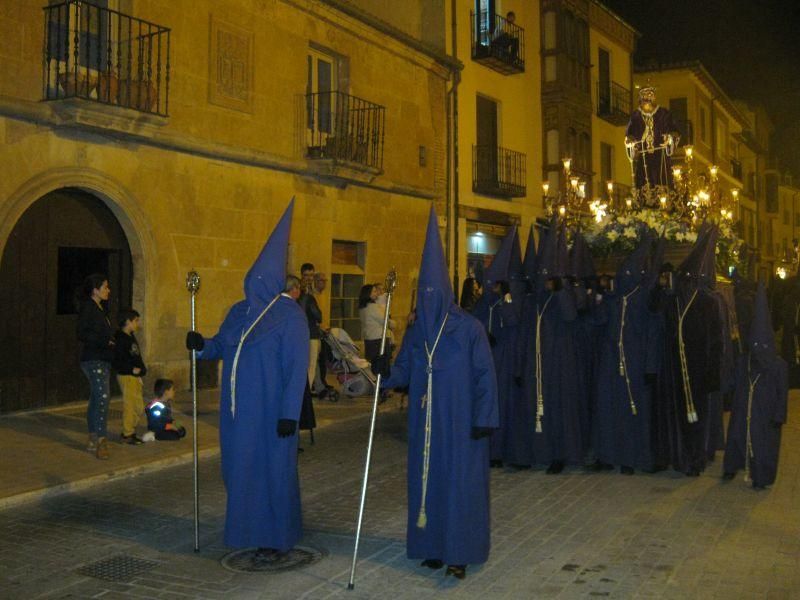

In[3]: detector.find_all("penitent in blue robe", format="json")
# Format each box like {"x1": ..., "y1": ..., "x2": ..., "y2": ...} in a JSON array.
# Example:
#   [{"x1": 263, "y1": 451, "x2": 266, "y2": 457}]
[
  {"x1": 723, "y1": 283, "x2": 789, "y2": 488},
  {"x1": 200, "y1": 299, "x2": 309, "y2": 550},
  {"x1": 198, "y1": 201, "x2": 309, "y2": 551},
  {"x1": 383, "y1": 306, "x2": 498, "y2": 565},
  {"x1": 382, "y1": 205, "x2": 498, "y2": 566},
  {"x1": 516, "y1": 288, "x2": 583, "y2": 466}
]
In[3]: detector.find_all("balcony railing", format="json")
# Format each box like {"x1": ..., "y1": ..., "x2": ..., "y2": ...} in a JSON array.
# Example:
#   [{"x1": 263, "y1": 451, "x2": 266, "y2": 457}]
[
  {"x1": 473, "y1": 145, "x2": 526, "y2": 198},
  {"x1": 43, "y1": 1, "x2": 170, "y2": 116},
  {"x1": 306, "y1": 91, "x2": 385, "y2": 171},
  {"x1": 470, "y1": 11, "x2": 525, "y2": 75},
  {"x1": 596, "y1": 81, "x2": 630, "y2": 126}
]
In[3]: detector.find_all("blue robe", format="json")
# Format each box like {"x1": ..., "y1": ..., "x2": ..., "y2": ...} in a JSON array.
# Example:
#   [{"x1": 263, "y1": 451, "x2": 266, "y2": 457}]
[
  {"x1": 383, "y1": 305, "x2": 498, "y2": 565},
  {"x1": 474, "y1": 293, "x2": 520, "y2": 462},
  {"x1": 200, "y1": 297, "x2": 309, "y2": 550},
  {"x1": 593, "y1": 287, "x2": 661, "y2": 469},
  {"x1": 516, "y1": 288, "x2": 584, "y2": 466},
  {"x1": 723, "y1": 354, "x2": 788, "y2": 487}
]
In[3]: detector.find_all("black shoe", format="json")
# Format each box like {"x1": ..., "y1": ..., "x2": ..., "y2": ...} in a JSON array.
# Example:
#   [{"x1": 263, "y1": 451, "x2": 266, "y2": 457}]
[
  {"x1": 585, "y1": 460, "x2": 614, "y2": 472},
  {"x1": 121, "y1": 434, "x2": 144, "y2": 445},
  {"x1": 686, "y1": 469, "x2": 700, "y2": 477},
  {"x1": 421, "y1": 559, "x2": 443, "y2": 569},
  {"x1": 753, "y1": 484, "x2": 767, "y2": 491},
  {"x1": 722, "y1": 471, "x2": 736, "y2": 481},
  {"x1": 490, "y1": 459, "x2": 503, "y2": 468},
  {"x1": 620, "y1": 466, "x2": 635, "y2": 475},
  {"x1": 445, "y1": 565, "x2": 466, "y2": 579},
  {"x1": 546, "y1": 461, "x2": 564, "y2": 475}
]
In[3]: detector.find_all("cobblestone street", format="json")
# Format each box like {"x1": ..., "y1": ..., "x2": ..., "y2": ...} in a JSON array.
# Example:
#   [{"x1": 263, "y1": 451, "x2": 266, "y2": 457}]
[{"x1": 1, "y1": 394, "x2": 799, "y2": 600}]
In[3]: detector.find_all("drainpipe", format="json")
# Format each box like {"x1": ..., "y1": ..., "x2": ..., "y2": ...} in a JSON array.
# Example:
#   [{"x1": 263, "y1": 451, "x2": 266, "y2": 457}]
[{"x1": 451, "y1": 0, "x2": 461, "y2": 298}]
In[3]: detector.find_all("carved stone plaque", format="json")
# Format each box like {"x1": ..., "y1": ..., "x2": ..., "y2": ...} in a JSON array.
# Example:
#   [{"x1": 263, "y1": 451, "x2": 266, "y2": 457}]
[{"x1": 208, "y1": 16, "x2": 254, "y2": 113}]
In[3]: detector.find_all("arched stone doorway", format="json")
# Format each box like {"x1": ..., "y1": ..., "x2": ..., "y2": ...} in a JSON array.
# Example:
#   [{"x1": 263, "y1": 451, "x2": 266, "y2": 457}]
[{"x1": 0, "y1": 188, "x2": 134, "y2": 412}]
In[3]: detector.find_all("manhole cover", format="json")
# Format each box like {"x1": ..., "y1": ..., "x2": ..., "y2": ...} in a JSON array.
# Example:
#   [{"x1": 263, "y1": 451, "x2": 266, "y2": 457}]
[
  {"x1": 76, "y1": 555, "x2": 159, "y2": 582},
  {"x1": 221, "y1": 546, "x2": 325, "y2": 573}
]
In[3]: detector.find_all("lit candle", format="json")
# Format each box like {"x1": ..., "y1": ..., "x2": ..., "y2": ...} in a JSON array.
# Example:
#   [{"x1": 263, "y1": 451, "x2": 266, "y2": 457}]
[
  {"x1": 542, "y1": 182, "x2": 550, "y2": 196},
  {"x1": 558, "y1": 205, "x2": 566, "y2": 216},
  {"x1": 562, "y1": 157, "x2": 572, "y2": 173},
  {"x1": 607, "y1": 181, "x2": 614, "y2": 193},
  {"x1": 709, "y1": 165, "x2": 719, "y2": 179},
  {"x1": 685, "y1": 146, "x2": 694, "y2": 159},
  {"x1": 570, "y1": 176, "x2": 579, "y2": 189},
  {"x1": 659, "y1": 195, "x2": 667, "y2": 206}
]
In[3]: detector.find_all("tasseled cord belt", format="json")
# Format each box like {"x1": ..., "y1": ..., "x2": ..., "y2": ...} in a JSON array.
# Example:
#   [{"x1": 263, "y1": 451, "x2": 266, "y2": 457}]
[
  {"x1": 745, "y1": 355, "x2": 761, "y2": 483},
  {"x1": 618, "y1": 286, "x2": 641, "y2": 416},
  {"x1": 417, "y1": 313, "x2": 448, "y2": 530},
  {"x1": 677, "y1": 290, "x2": 699, "y2": 423},
  {"x1": 230, "y1": 295, "x2": 280, "y2": 417},
  {"x1": 534, "y1": 296, "x2": 553, "y2": 434}
]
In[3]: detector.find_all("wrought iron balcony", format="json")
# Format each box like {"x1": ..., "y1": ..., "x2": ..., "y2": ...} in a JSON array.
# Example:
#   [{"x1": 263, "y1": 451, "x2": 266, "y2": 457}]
[
  {"x1": 43, "y1": 1, "x2": 170, "y2": 116},
  {"x1": 306, "y1": 91, "x2": 385, "y2": 171},
  {"x1": 472, "y1": 145, "x2": 526, "y2": 198},
  {"x1": 596, "y1": 81, "x2": 631, "y2": 126},
  {"x1": 470, "y1": 11, "x2": 525, "y2": 75}
]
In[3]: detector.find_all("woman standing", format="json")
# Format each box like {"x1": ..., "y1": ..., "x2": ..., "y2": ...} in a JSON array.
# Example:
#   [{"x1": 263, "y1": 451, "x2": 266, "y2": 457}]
[
  {"x1": 359, "y1": 284, "x2": 395, "y2": 376},
  {"x1": 77, "y1": 274, "x2": 115, "y2": 460}
]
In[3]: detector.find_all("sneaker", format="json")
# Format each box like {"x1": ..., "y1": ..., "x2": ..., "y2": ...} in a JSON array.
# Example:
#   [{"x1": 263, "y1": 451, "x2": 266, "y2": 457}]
[
  {"x1": 96, "y1": 437, "x2": 110, "y2": 460},
  {"x1": 121, "y1": 434, "x2": 144, "y2": 445}
]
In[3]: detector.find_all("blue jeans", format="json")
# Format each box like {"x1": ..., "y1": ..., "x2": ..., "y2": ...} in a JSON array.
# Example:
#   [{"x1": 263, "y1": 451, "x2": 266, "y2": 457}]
[{"x1": 81, "y1": 361, "x2": 111, "y2": 438}]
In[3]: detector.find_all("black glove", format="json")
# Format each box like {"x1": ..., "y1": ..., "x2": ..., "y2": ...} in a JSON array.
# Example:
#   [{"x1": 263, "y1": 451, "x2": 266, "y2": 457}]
[
  {"x1": 471, "y1": 427, "x2": 494, "y2": 440},
  {"x1": 186, "y1": 331, "x2": 205, "y2": 351},
  {"x1": 371, "y1": 352, "x2": 391, "y2": 379},
  {"x1": 644, "y1": 373, "x2": 657, "y2": 386},
  {"x1": 488, "y1": 333, "x2": 497, "y2": 348},
  {"x1": 514, "y1": 375, "x2": 523, "y2": 388},
  {"x1": 277, "y1": 419, "x2": 297, "y2": 437},
  {"x1": 771, "y1": 420, "x2": 783, "y2": 428}
]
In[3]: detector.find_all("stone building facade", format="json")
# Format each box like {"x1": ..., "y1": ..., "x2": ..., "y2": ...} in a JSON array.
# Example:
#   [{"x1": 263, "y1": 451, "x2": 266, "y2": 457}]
[{"x1": 0, "y1": 0, "x2": 452, "y2": 411}]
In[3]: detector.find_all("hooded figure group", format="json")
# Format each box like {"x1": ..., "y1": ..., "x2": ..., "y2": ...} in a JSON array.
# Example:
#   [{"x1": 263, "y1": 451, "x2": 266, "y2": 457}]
[
  {"x1": 377, "y1": 206, "x2": 498, "y2": 579},
  {"x1": 186, "y1": 201, "x2": 310, "y2": 554}
]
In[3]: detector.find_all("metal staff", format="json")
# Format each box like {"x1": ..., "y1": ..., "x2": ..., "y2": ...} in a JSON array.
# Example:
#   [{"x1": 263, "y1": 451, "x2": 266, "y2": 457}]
[
  {"x1": 348, "y1": 268, "x2": 397, "y2": 590},
  {"x1": 186, "y1": 270, "x2": 201, "y2": 552}
]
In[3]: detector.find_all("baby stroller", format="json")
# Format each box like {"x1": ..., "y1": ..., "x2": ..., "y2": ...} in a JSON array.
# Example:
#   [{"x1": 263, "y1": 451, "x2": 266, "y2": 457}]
[{"x1": 321, "y1": 328, "x2": 377, "y2": 398}]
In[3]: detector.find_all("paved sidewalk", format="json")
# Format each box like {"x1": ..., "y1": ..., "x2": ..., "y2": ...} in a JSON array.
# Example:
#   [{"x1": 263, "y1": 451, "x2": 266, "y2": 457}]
[
  {"x1": 0, "y1": 388, "x2": 381, "y2": 508},
  {"x1": 0, "y1": 393, "x2": 798, "y2": 599}
]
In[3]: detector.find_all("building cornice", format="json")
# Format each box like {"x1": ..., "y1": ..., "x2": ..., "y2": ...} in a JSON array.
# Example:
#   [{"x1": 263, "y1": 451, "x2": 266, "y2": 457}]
[{"x1": 0, "y1": 95, "x2": 438, "y2": 200}]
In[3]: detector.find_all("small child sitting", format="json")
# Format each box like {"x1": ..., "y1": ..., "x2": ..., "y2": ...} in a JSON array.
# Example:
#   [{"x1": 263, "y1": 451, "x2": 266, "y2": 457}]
[{"x1": 145, "y1": 379, "x2": 186, "y2": 441}]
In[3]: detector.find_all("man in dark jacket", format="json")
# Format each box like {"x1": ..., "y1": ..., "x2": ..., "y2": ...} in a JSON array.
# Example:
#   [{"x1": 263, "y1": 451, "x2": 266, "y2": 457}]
[
  {"x1": 113, "y1": 309, "x2": 147, "y2": 444},
  {"x1": 299, "y1": 263, "x2": 323, "y2": 392}
]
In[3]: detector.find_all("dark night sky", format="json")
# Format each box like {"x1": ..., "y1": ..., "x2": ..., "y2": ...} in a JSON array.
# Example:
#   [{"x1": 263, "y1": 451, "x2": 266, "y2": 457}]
[{"x1": 601, "y1": 0, "x2": 800, "y2": 174}]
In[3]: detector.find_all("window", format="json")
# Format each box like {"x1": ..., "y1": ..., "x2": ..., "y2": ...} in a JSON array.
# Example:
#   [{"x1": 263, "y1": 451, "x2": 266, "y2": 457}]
[
  {"x1": 784, "y1": 208, "x2": 790, "y2": 226},
  {"x1": 546, "y1": 129, "x2": 559, "y2": 165},
  {"x1": 330, "y1": 274, "x2": 364, "y2": 341},
  {"x1": 600, "y1": 142, "x2": 613, "y2": 187},
  {"x1": 578, "y1": 132, "x2": 591, "y2": 172},
  {"x1": 306, "y1": 48, "x2": 337, "y2": 136},
  {"x1": 545, "y1": 56, "x2": 557, "y2": 82},
  {"x1": 699, "y1": 104, "x2": 708, "y2": 143},
  {"x1": 716, "y1": 120, "x2": 728, "y2": 159},
  {"x1": 766, "y1": 174, "x2": 779, "y2": 213},
  {"x1": 598, "y1": 48, "x2": 610, "y2": 111},
  {"x1": 48, "y1": 0, "x2": 112, "y2": 70},
  {"x1": 332, "y1": 240, "x2": 366, "y2": 269},
  {"x1": 543, "y1": 12, "x2": 557, "y2": 50}
]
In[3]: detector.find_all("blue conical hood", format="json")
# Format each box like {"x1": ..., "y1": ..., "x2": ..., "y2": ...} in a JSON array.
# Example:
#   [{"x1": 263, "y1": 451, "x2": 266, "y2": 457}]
[
  {"x1": 244, "y1": 199, "x2": 293, "y2": 310},
  {"x1": 555, "y1": 221, "x2": 569, "y2": 277},
  {"x1": 508, "y1": 228, "x2": 523, "y2": 282},
  {"x1": 616, "y1": 231, "x2": 652, "y2": 294},
  {"x1": 569, "y1": 232, "x2": 596, "y2": 281},
  {"x1": 485, "y1": 225, "x2": 518, "y2": 286},
  {"x1": 699, "y1": 225, "x2": 719, "y2": 290},
  {"x1": 536, "y1": 216, "x2": 559, "y2": 282},
  {"x1": 417, "y1": 205, "x2": 454, "y2": 343},
  {"x1": 522, "y1": 225, "x2": 538, "y2": 281},
  {"x1": 750, "y1": 282, "x2": 775, "y2": 355}
]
